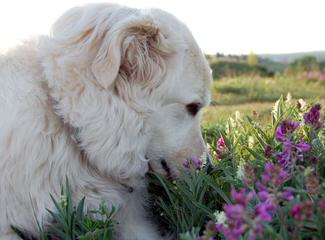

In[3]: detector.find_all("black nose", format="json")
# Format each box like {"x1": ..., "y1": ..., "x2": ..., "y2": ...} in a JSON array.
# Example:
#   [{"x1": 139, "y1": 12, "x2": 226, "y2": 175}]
[
  {"x1": 160, "y1": 159, "x2": 171, "y2": 175},
  {"x1": 206, "y1": 152, "x2": 214, "y2": 174}
]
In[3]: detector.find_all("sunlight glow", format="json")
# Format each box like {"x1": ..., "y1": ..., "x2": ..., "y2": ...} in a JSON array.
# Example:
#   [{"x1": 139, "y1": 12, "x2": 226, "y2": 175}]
[{"x1": 0, "y1": 0, "x2": 324, "y2": 54}]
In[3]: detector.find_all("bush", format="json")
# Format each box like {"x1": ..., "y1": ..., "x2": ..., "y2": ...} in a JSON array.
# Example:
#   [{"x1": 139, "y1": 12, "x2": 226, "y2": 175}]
[{"x1": 210, "y1": 61, "x2": 272, "y2": 80}]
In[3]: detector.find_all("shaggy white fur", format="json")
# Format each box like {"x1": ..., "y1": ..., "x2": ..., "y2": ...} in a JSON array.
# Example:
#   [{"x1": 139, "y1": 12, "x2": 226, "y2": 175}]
[{"x1": 0, "y1": 3, "x2": 211, "y2": 240}]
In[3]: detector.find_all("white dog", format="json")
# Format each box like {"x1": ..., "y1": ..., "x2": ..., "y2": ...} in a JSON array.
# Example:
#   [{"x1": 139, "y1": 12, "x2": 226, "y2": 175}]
[{"x1": 0, "y1": 3, "x2": 211, "y2": 240}]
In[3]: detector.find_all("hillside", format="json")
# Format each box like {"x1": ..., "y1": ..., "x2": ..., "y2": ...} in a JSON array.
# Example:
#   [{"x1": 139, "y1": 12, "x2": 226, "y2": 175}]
[{"x1": 259, "y1": 51, "x2": 325, "y2": 63}]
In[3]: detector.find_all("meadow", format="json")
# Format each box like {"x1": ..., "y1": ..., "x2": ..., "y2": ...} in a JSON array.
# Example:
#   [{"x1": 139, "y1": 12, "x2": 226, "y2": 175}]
[{"x1": 202, "y1": 76, "x2": 325, "y2": 126}]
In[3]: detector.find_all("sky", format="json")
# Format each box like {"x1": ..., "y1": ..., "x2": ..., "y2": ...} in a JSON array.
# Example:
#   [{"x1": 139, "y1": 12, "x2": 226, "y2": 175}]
[{"x1": 0, "y1": 0, "x2": 324, "y2": 55}]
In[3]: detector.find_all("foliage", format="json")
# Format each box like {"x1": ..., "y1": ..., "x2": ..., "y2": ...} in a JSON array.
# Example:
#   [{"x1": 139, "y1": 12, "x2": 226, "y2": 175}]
[
  {"x1": 151, "y1": 96, "x2": 325, "y2": 239},
  {"x1": 285, "y1": 56, "x2": 320, "y2": 75},
  {"x1": 210, "y1": 61, "x2": 271, "y2": 80},
  {"x1": 201, "y1": 76, "x2": 325, "y2": 126},
  {"x1": 13, "y1": 180, "x2": 116, "y2": 240},
  {"x1": 247, "y1": 52, "x2": 258, "y2": 66}
]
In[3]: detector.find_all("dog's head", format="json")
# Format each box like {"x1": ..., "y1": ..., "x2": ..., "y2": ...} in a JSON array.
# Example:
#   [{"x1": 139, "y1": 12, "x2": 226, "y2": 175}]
[{"x1": 42, "y1": 4, "x2": 211, "y2": 180}]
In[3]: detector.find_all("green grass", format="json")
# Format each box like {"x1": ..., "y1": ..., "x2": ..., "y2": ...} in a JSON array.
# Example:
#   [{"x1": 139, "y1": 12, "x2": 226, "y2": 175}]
[{"x1": 201, "y1": 76, "x2": 325, "y2": 126}]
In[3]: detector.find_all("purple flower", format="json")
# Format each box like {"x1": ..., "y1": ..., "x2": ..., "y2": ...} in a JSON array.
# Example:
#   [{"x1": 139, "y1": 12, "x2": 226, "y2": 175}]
[
  {"x1": 255, "y1": 163, "x2": 292, "y2": 211},
  {"x1": 256, "y1": 182, "x2": 268, "y2": 191},
  {"x1": 200, "y1": 220, "x2": 218, "y2": 240},
  {"x1": 262, "y1": 163, "x2": 290, "y2": 188},
  {"x1": 296, "y1": 140, "x2": 312, "y2": 152},
  {"x1": 263, "y1": 145, "x2": 272, "y2": 158},
  {"x1": 319, "y1": 196, "x2": 325, "y2": 214},
  {"x1": 277, "y1": 140, "x2": 311, "y2": 170},
  {"x1": 275, "y1": 119, "x2": 300, "y2": 142},
  {"x1": 231, "y1": 188, "x2": 254, "y2": 208},
  {"x1": 258, "y1": 191, "x2": 269, "y2": 202},
  {"x1": 182, "y1": 159, "x2": 190, "y2": 169},
  {"x1": 221, "y1": 222, "x2": 247, "y2": 240},
  {"x1": 254, "y1": 203, "x2": 273, "y2": 222},
  {"x1": 281, "y1": 190, "x2": 293, "y2": 201},
  {"x1": 304, "y1": 104, "x2": 323, "y2": 129},
  {"x1": 217, "y1": 188, "x2": 272, "y2": 240},
  {"x1": 224, "y1": 204, "x2": 246, "y2": 221},
  {"x1": 191, "y1": 156, "x2": 203, "y2": 170},
  {"x1": 182, "y1": 156, "x2": 202, "y2": 170}
]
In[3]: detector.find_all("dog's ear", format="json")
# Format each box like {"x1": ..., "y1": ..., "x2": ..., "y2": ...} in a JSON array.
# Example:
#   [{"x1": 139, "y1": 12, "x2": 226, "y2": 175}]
[{"x1": 91, "y1": 17, "x2": 173, "y2": 90}]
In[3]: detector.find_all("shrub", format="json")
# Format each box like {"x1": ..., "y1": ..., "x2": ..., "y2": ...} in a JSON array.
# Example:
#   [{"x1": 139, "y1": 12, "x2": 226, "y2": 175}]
[{"x1": 210, "y1": 61, "x2": 272, "y2": 80}]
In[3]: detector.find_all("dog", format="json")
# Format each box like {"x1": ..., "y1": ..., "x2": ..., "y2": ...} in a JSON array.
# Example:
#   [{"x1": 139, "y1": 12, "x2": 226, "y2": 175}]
[{"x1": 0, "y1": 3, "x2": 211, "y2": 239}]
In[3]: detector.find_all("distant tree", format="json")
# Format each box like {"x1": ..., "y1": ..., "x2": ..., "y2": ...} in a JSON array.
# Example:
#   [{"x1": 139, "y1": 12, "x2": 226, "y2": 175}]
[
  {"x1": 319, "y1": 60, "x2": 325, "y2": 71},
  {"x1": 247, "y1": 52, "x2": 258, "y2": 66},
  {"x1": 210, "y1": 61, "x2": 270, "y2": 79},
  {"x1": 285, "y1": 56, "x2": 320, "y2": 75}
]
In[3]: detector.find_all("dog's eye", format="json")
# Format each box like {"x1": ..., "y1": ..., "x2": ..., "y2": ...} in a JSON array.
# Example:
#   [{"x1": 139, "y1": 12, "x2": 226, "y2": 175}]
[{"x1": 186, "y1": 102, "x2": 201, "y2": 116}]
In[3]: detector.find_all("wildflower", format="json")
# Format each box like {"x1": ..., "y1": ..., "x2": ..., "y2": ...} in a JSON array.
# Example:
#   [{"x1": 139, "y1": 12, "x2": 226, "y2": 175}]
[
  {"x1": 254, "y1": 203, "x2": 274, "y2": 222},
  {"x1": 291, "y1": 201, "x2": 314, "y2": 222},
  {"x1": 214, "y1": 211, "x2": 226, "y2": 224},
  {"x1": 277, "y1": 140, "x2": 311, "y2": 171},
  {"x1": 182, "y1": 156, "x2": 202, "y2": 170},
  {"x1": 224, "y1": 204, "x2": 245, "y2": 220},
  {"x1": 216, "y1": 136, "x2": 226, "y2": 159},
  {"x1": 248, "y1": 136, "x2": 254, "y2": 148},
  {"x1": 201, "y1": 220, "x2": 218, "y2": 240},
  {"x1": 304, "y1": 104, "x2": 323, "y2": 129},
  {"x1": 310, "y1": 156, "x2": 319, "y2": 165},
  {"x1": 217, "y1": 188, "x2": 272, "y2": 240},
  {"x1": 182, "y1": 159, "x2": 190, "y2": 169},
  {"x1": 275, "y1": 119, "x2": 300, "y2": 142},
  {"x1": 59, "y1": 195, "x2": 67, "y2": 207},
  {"x1": 305, "y1": 174, "x2": 321, "y2": 195},
  {"x1": 297, "y1": 99, "x2": 307, "y2": 111},
  {"x1": 191, "y1": 156, "x2": 203, "y2": 170},
  {"x1": 256, "y1": 163, "x2": 292, "y2": 208},
  {"x1": 281, "y1": 190, "x2": 293, "y2": 201},
  {"x1": 236, "y1": 162, "x2": 245, "y2": 180},
  {"x1": 261, "y1": 163, "x2": 290, "y2": 188},
  {"x1": 243, "y1": 163, "x2": 256, "y2": 186},
  {"x1": 319, "y1": 196, "x2": 325, "y2": 214},
  {"x1": 258, "y1": 191, "x2": 269, "y2": 202},
  {"x1": 231, "y1": 188, "x2": 255, "y2": 208},
  {"x1": 263, "y1": 145, "x2": 272, "y2": 158}
]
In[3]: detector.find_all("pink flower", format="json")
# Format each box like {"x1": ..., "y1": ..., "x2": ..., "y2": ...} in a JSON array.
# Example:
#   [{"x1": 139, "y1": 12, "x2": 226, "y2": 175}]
[
  {"x1": 291, "y1": 201, "x2": 314, "y2": 222},
  {"x1": 319, "y1": 196, "x2": 325, "y2": 214},
  {"x1": 216, "y1": 136, "x2": 226, "y2": 159}
]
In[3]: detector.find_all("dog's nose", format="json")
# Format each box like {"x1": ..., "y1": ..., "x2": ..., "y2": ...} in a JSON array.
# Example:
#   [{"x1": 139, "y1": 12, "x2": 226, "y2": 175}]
[
  {"x1": 206, "y1": 149, "x2": 214, "y2": 174},
  {"x1": 160, "y1": 159, "x2": 170, "y2": 175}
]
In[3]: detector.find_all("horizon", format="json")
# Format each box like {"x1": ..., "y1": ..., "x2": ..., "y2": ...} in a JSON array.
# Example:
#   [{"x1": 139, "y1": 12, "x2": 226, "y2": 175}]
[{"x1": 0, "y1": 0, "x2": 324, "y2": 55}]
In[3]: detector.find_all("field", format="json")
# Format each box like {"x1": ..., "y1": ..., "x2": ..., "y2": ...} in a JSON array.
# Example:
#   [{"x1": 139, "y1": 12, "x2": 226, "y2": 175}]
[{"x1": 201, "y1": 76, "x2": 325, "y2": 126}]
